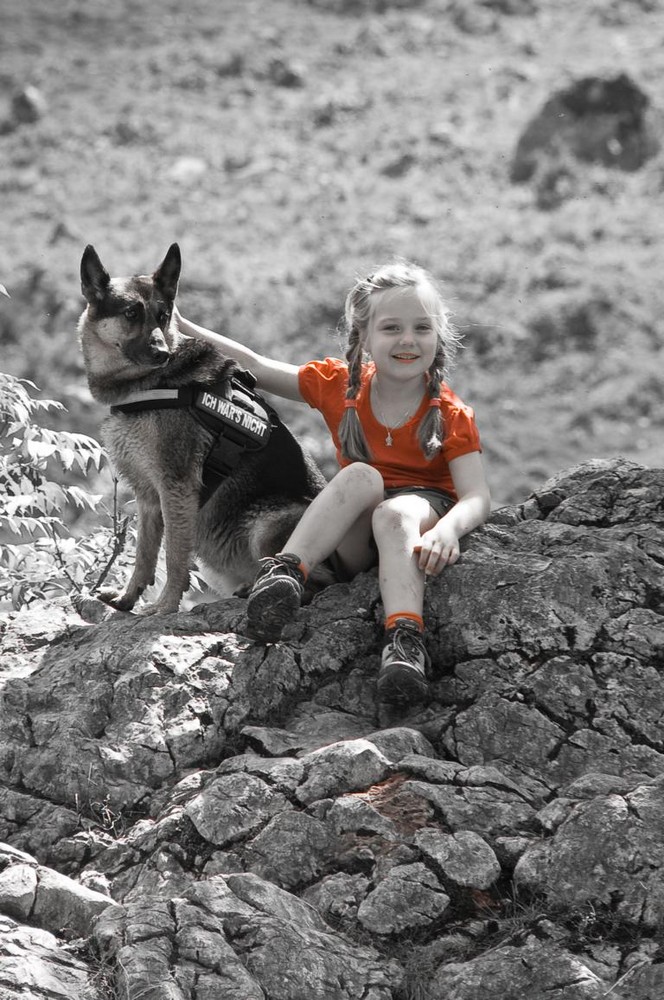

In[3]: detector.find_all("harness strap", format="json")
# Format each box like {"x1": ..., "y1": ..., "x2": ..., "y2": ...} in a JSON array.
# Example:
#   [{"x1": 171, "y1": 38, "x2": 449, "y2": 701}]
[
  {"x1": 109, "y1": 373, "x2": 276, "y2": 506},
  {"x1": 109, "y1": 388, "x2": 191, "y2": 412}
]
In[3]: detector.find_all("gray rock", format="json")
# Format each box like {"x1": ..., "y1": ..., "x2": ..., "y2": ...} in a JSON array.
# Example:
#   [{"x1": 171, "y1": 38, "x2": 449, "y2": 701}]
[
  {"x1": 0, "y1": 862, "x2": 37, "y2": 921},
  {"x1": 267, "y1": 57, "x2": 306, "y2": 88},
  {"x1": 515, "y1": 776, "x2": 664, "y2": 928},
  {"x1": 11, "y1": 85, "x2": 47, "y2": 125},
  {"x1": 511, "y1": 73, "x2": 660, "y2": 182},
  {"x1": 401, "y1": 776, "x2": 536, "y2": 838},
  {"x1": 217, "y1": 751, "x2": 306, "y2": 792},
  {"x1": 0, "y1": 459, "x2": 663, "y2": 996},
  {"x1": 295, "y1": 739, "x2": 392, "y2": 805},
  {"x1": 185, "y1": 772, "x2": 289, "y2": 847},
  {"x1": 431, "y1": 936, "x2": 606, "y2": 999},
  {"x1": 0, "y1": 845, "x2": 117, "y2": 938},
  {"x1": 326, "y1": 795, "x2": 400, "y2": 839},
  {"x1": 243, "y1": 811, "x2": 334, "y2": 888},
  {"x1": 0, "y1": 914, "x2": 93, "y2": 999},
  {"x1": 364, "y1": 726, "x2": 436, "y2": 762},
  {"x1": 357, "y1": 862, "x2": 450, "y2": 934},
  {"x1": 184, "y1": 874, "x2": 400, "y2": 999},
  {"x1": 414, "y1": 829, "x2": 501, "y2": 889},
  {"x1": 31, "y1": 866, "x2": 118, "y2": 938},
  {"x1": 301, "y1": 872, "x2": 370, "y2": 930}
]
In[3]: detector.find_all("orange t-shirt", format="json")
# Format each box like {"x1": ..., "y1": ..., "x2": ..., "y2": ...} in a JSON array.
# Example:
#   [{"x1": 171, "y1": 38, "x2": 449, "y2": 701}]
[{"x1": 298, "y1": 357, "x2": 481, "y2": 500}]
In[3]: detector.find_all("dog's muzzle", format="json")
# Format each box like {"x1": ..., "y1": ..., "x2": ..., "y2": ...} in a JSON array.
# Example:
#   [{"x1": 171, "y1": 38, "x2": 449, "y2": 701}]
[{"x1": 125, "y1": 329, "x2": 170, "y2": 367}]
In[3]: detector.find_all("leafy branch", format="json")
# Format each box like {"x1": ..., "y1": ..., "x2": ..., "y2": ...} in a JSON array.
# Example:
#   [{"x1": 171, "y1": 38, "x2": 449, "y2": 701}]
[{"x1": 0, "y1": 371, "x2": 135, "y2": 610}]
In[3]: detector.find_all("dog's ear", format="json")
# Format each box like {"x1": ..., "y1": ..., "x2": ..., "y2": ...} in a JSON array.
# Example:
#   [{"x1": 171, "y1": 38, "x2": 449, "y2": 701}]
[
  {"x1": 153, "y1": 243, "x2": 181, "y2": 301},
  {"x1": 81, "y1": 245, "x2": 111, "y2": 303}
]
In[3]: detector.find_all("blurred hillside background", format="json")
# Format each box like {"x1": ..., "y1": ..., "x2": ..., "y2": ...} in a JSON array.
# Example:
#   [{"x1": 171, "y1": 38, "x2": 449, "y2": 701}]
[{"x1": 1, "y1": 0, "x2": 662, "y2": 508}]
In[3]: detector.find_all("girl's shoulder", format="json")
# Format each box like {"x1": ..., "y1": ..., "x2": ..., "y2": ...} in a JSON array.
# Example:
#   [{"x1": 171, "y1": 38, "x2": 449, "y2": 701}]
[
  {"x1": 300, "y1": 356, "x2": 349, "y2": 378},
  {"x1": 299, "y1": 357, "x2": 351, "y2": 408},
  {"x1": 439, "y1": 382, "x2": 474, "y2": 414},
  {"x1": 300, "y1": 357, "x2": 378, "y2": 390}
]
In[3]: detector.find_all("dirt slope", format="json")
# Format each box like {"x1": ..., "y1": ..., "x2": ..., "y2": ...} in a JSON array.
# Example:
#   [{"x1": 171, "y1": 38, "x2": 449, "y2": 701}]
[{"x1": 0, "y1": 0, "x2": 662, "y2": 504}]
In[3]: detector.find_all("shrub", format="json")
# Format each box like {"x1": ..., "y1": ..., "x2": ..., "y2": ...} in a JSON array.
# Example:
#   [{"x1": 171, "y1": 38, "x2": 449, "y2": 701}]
[{"x1": 0, "y1": 370, "x2": 134, "y2": 610}]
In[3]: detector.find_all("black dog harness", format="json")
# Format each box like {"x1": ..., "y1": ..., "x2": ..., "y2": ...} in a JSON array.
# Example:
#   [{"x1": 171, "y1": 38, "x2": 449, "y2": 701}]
[{"x1": 110, "y1": 370, "x2": 277, "y2": 505}]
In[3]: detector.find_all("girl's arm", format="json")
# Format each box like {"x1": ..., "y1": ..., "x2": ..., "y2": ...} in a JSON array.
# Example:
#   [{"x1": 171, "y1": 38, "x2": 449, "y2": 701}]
[
  {"x1": 176, "y1": 311, "x2": 303, "y2": 401},
  {"x1": 417, "y1": 451, "x2": 491, "y2": 575}
]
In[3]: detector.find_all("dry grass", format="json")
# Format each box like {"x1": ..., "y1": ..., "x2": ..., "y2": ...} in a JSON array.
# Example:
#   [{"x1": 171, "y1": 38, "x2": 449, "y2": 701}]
[{"x1": 0, "y1": 0, "x2": 662, "y2": 505}]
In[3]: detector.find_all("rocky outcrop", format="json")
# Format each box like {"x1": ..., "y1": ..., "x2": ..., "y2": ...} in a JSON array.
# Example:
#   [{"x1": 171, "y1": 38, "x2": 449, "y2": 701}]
[
  {"x1": 0, "y1": 457, "x2": 663, "y2": 998},
  {"x1": 511, "y1": 73, "x2": 661, "y2": 182}
]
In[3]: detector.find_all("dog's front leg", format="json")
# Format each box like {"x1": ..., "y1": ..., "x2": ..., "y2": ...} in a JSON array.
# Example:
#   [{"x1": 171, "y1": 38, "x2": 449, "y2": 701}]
[
  {"x1": 137, "y1": 483, "x2": 198, "y2": 616},
  {"x1": 98, "y1": 493, "x2": 163, "y2": 611}
]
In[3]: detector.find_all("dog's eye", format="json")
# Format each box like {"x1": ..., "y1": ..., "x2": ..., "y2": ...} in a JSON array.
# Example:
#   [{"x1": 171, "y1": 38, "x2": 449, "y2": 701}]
[
  {"x1": 157, "y1": 310, "x2": 169, "y2": 326},
  {"x1": 124, "y1": 305, "x2": 139, "y2": 322}
]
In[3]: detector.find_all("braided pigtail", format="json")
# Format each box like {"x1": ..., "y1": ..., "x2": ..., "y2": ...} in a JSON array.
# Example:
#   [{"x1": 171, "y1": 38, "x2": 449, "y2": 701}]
[
  {"x1": 417, "y1": 340, "x2": 446, "y2": 460},
  {"x1": 338, "y1": 323, "x2": 372, "y2": 462}
]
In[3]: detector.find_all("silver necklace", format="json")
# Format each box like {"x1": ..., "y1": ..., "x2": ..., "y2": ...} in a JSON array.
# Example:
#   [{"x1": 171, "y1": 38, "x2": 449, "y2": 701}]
[{"x1": 373, "y1": 390, "x2": 418, "y2": 447}]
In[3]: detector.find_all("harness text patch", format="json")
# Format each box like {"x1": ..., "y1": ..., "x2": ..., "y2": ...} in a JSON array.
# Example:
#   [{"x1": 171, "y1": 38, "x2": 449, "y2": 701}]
[{"x1": 196, "y1": 389, "x2": 270, "y2": 444}]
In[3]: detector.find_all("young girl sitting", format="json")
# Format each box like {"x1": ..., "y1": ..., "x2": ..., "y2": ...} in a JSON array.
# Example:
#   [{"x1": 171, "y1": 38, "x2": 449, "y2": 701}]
[{"x1": 177, "y1": 260, "x2": 491, "y2": 705}]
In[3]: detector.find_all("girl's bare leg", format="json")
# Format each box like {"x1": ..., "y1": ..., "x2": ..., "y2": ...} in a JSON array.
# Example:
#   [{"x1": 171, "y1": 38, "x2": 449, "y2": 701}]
[
  {"x1": 371, "y1": 495, "x2": 439, "y2": 620},
  {"x1": 246, "y1": 463, "x2": 384, "y2": 641},
  {"x1": 285, "y1": 462, "x2": 384, "y2": 574},
  {"x1": 371, "y1": 495, "x2": 439, "y2": 704}
]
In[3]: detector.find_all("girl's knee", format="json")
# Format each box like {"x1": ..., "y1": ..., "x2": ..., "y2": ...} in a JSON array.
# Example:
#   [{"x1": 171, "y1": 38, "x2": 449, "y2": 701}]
[
  {"x1": 339, "y1": 462, "x2": 384, "y2": 500},
  {"x1": 372, "y1": 497, "x2": 418, "y2": 536}
]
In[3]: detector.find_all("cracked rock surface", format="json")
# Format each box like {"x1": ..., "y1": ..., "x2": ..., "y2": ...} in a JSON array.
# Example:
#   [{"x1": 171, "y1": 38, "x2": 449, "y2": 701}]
[{"x1": 0, "y1": 458, "x2": 663, "y2": 997}]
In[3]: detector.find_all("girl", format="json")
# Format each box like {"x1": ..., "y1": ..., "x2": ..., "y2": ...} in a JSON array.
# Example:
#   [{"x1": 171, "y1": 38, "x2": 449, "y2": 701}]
[{"x1": 177, "y1": 260, "x2": 491, "y2": 705}]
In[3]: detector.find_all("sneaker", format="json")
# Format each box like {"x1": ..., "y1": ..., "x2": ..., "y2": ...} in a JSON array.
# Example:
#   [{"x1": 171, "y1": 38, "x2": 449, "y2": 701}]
[
  {"x1": 377, "y1": 620, "x2": 430, "y2": 705},
  {"x1": 245, "y1": 552, "x2": 305, "y2": 642}
]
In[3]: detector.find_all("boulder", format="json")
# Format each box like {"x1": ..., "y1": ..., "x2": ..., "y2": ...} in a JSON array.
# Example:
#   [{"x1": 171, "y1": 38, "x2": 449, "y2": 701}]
[
  {"x1": 11, "y1": 85, "x2": 47, "y2": 126},
  {"x1": 0, "y1": 458, "x2": 663, "y2": 997},
  {"x1": 511, "y1": 73, "x2": 660, "y2": 181}
]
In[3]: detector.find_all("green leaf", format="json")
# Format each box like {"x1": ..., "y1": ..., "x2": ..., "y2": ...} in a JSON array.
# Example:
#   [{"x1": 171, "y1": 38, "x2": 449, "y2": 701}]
[
  {"x1": 25, "y1": 439, "x2": 60, "y2": 462},
  {"x1": 63, "y1": 485, "x2": 104, "y2": 510}
]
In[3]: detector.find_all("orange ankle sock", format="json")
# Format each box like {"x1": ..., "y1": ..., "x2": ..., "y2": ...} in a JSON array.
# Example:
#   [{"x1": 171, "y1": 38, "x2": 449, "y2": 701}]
[
  {"x1": 275, "y1": 552, "x2": 309, "y2": 581},
  {"x1": 385, "y1": 612, "x2": 424, "y2": 633}
]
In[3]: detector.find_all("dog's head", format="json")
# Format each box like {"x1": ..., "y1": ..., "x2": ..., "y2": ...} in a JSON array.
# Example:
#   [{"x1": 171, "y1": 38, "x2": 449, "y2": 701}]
[{"x1": 80, "y1": 244, "x2": 181, "y2": 371}]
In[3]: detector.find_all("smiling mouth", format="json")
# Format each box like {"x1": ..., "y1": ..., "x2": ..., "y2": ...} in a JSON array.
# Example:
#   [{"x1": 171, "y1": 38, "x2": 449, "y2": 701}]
[{"x1": 393, "y1": 353, "x2": 419, "y2": 361}]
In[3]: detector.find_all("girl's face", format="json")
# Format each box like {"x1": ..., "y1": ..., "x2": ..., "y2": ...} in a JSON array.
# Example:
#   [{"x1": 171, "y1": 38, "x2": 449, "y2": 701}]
[{"x1": 364, "y1": 285, "x2": 439, "y2": 382}]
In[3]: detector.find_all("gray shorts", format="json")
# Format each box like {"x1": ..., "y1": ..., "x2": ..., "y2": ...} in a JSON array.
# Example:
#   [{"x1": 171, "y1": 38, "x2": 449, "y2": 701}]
[{"x1": 383, "y1": 486, "x2": 456, "y2": 518}]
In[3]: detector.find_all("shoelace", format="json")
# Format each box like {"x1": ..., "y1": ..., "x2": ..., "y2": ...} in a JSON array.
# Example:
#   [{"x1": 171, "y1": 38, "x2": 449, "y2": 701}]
[
  {"x1": 257, "y1": 555, "x2": 303, "y2": 584},
  {"x1": 386, "y1": 625, "x2": 425, "y2": 664}
]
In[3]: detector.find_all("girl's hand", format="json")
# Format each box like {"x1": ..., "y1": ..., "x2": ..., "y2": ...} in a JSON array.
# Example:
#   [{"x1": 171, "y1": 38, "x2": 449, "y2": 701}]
[{"x1": 414, "y1": 522, "x2": 461, "y2": 576}]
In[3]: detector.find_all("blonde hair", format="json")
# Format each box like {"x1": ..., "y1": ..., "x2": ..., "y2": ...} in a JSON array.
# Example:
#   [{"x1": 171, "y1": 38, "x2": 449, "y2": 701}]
[{"x1": 337, "y1": 259, "x2": 460, "y2": 462}]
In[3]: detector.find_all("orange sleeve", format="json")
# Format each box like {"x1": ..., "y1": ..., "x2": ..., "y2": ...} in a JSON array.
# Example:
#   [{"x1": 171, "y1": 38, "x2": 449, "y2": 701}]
[
  {"x1": 298, "y1": 357, "x2": 348, "y2": 410},
  {"x1": 442, "y1": 404, "x2": 482, "y2": 462}
]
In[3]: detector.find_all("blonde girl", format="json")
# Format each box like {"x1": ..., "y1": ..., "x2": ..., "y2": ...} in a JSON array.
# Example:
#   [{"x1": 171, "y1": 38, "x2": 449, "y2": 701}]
[{"x1": 177, "y1": 260, "x2": 491, "y2": 705}]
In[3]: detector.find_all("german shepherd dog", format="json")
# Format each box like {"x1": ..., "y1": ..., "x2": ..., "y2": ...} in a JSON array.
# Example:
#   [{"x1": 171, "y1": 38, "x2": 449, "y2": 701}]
[{"x1": 78, "y1": 244, "x2": 329, "y2": 616}]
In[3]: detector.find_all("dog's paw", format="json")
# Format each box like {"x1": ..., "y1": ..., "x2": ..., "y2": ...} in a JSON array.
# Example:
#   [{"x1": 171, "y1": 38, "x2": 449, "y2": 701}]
[
  {"x1": 96, "y1": 589, "x2": 137, "y2": 612},
  {"x1": 71, "y1": 593, "x2": 117, "y2": 624}
]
